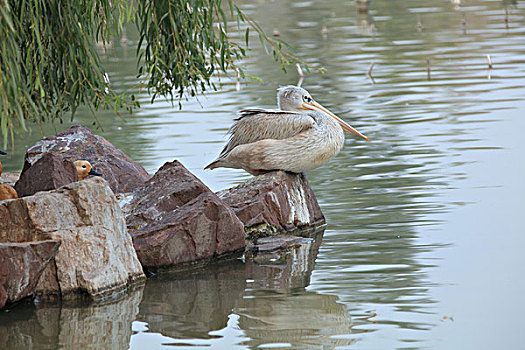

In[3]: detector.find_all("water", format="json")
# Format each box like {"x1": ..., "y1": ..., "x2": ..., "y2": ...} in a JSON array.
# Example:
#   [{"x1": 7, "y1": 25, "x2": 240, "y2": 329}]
[{"x1": 1, "y1": 0, "x2": 525, "y2": 348}]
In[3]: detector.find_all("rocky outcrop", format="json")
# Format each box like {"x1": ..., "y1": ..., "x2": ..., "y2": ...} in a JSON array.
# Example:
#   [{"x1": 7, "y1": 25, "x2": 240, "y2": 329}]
[
  {"x1": 217, "y1": 171, "x2": 325, "y2": 236},
  {"x1": 22, "y1": 125, "x2": 150, "y2": 194},
  {"x1": 0, "y1": 177, "x2": 145, "y2": 298},
  {"x1": 0, "y1": 172, "x2": 19, "y2": 187},
  {"x1": 14, "y1": 153, "x2": 78, "y2": 197},
  {"x1": 122, "y1": 160, "x2": 246, "y2": 272},
  {"x1": 0, "y1": 240, "x2": 61, "y2": 309}
]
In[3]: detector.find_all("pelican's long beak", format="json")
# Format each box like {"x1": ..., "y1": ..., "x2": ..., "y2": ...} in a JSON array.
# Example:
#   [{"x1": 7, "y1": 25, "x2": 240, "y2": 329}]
[{"x1": 303, "y1": 101, "x2": 369, "y2": 141}]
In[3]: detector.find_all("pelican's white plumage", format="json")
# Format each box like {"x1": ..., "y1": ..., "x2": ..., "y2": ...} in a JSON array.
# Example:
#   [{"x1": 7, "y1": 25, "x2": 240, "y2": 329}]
[{"x1": 205, "y1": 86, "x2": 368, "y2": 175}]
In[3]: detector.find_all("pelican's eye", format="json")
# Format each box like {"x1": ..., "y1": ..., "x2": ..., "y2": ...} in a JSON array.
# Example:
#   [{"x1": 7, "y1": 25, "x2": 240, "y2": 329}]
[
  {"x1": 303, "y1": 95, "x2": 312, "y2": 103},
  {"x1": 82, "y1": 165, "x2": 87, "y2": 168}
]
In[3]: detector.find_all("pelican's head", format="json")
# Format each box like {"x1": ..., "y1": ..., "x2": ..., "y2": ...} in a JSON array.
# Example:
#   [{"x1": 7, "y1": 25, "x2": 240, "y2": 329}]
[
  {"x1": 74, "y1": 160, "x2": 102, "y2": 181},
  {"x1": 277, "y1": 86, "x2": 314, "y2": 111},
  {"x1": 277, "y1": 86, "x2": 369, "y2": 141}
]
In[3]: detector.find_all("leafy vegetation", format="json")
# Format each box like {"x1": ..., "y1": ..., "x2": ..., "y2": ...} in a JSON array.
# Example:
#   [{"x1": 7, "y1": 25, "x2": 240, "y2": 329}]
[{"x1": 0, "y1": 0, "x2": 310, "y2": 148}]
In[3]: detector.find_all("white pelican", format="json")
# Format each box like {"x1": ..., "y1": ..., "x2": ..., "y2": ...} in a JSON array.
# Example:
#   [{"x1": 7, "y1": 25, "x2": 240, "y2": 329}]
[{"x1": 205, "y1": 86, "x2": 369, "y2": 175}]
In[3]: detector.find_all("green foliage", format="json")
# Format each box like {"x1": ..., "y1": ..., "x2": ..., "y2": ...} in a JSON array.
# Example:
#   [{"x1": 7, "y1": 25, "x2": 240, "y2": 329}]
[
  {"x1": 136, "y1": 0, "x2": 244, "y2": 101},
  {"x1": 0, "y1": 0, "x2": 129, "y2": 148},
  {"x1": 0, "y1": 0, "x2": 314, "y2": 149}
]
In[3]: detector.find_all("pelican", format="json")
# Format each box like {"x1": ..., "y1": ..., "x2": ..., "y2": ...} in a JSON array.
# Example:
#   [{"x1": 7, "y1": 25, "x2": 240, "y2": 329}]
[
  {"x1": 205, "y1": 86, "x2": 368, "y2": 175},
  {"x1": 0, "y1": 149, "x2": 18, "y2": 200}
]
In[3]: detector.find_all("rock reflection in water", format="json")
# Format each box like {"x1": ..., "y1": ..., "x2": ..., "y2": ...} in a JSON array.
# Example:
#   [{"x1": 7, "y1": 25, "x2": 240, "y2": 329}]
[
  {"x1": 237, "y1": 292, "x2": 354, "y2": 349},
  {"x1": 136, "y1": 261, "x2": 247, "y2": 340},
  {"x1": 0, "y1": 286, "x2": 143, "y2": 349},
  {"x1": 238, "y1": 230, "x2": 356, "y2": 348},
  {"x1": 247, "y1": 229, "x2": 324, "y2": 290},
  {"x1": 133, "y1": 229, "x2": 356, "y2": 348}
]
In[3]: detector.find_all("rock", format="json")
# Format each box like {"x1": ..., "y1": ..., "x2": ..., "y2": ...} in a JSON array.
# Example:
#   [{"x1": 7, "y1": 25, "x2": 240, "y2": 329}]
[
  {"x1": 217, "y1": 171, "x2": 325, "y2": 236},
  {"x1": 22, "y1": 125, "x2": 150, "y2": 194},
  {"x1": 0, "y1": 172, "x2": 19, "y2": 187},
  {"x1": 0, "y1": 240, "x2": 61, "y2": 309},
  {"x1": 250, "y1": 235, "x2": 314, "y2": 254},
  {"x1": 14, "y1": 153, "x2": 78, "y2": 197},
  {"x1": 122, "y1": 160, "x2": 246, "y2": 272},
  {"x1": 0, "y1": 177, "x2": 145, "y2": 298}
]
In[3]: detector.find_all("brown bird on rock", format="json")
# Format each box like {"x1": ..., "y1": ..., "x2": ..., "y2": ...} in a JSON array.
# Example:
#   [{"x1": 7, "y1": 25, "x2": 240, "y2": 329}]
[
  {"x1": 74, "y1": 160, "x2": 102, "y2": 181},
  {"x1": 205, "y1": 86, "x2": 369, "y2": 175},
  {"x1": 0, "y1": 150, "x2": 18, "y2": 201}
]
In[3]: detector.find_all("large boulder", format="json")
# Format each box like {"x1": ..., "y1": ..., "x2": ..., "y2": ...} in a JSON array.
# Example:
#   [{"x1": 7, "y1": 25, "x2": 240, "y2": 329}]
[
  {"x1": 122, "y1": 160, "x2": 246, "y2": 272},
  {"x1": 14, "y1": 153, "x2": 78, "y2": 197},
  {"x1": 217, "y1": 171, "x2": 325, "y2": 236},
  {"x1": 22, "y1": 125, "x2": 150, "y2": 194},
  {"x1": 0, "y1": 177, "x2": 145, "y2": 298},
  {"x1": 0, "y1": 240, "x2": 61, "y2": 309}
]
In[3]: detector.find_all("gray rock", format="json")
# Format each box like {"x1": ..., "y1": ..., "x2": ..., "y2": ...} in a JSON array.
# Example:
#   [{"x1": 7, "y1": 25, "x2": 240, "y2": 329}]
[
  {"x1": 0, "y1": 177, "x2": 145, "y2": 298},
  {"x1": 0, "y1": 172, "x2": 19, "y2": 187},
  {"x1": 251, "y1": 235, "x2": 314, "y2": 254}
]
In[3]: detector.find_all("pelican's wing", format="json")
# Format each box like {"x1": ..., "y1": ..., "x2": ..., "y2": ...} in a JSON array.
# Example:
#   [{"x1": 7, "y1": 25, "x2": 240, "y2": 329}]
[{"x1": 219, "y1": 109, "x2": 315, "y2": 156}]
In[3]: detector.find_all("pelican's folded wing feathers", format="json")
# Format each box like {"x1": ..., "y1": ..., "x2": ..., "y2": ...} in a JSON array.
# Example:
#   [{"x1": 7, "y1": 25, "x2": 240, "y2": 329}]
[{"x1": 219, "y1": 109, "x2": 315, "y2": 156}]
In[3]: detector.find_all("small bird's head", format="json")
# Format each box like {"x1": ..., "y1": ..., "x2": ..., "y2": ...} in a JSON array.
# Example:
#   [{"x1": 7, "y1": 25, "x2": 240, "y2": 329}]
[
  {"x1": 0, "y1": 150, "x2": 6, "y2": 155},
  {"x1": 74, "y1": 160, "x2": 102, "y2": 181},
  {"x1": 277, "y1": 86, "x2": 369, "y2": 141}
]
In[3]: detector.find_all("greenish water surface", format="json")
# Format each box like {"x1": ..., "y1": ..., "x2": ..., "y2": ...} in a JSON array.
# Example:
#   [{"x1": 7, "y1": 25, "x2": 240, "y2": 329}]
[{"x1": 1, "y1": 0, "x2": 525, "y2": 349}]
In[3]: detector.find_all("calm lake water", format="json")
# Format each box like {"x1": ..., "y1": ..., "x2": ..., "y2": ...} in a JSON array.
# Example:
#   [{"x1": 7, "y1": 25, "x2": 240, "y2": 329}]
[{"x1": 2, "y1": 0, "x2": 525, "y2": 349}]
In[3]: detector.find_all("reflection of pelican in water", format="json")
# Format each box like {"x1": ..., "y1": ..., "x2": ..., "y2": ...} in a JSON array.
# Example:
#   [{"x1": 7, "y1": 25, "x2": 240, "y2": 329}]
[{"x1": 205, "y1": 86, "x2": 369, "y2": 175}]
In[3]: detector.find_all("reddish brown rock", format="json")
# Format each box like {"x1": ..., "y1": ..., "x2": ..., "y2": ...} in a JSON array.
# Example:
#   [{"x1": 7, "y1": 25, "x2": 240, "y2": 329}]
[
  {"x1": 122, "y1": 160, "x2": 246, "y2": 272},
  {"x1": 22, "y1": 125, "x2": 150, "y2": 194},
  {"x1": 14, "y1": 153, "x2": 78, "y2": 197},
  {"x1": 217, "y1": 171, "x2": 325, "y2": 235},
  {"x1": 0, "y1": 240, "x2": 61, "y2": 309}
]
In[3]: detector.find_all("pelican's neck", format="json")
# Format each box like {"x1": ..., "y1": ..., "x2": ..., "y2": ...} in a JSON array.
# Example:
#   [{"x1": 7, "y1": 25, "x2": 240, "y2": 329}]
[{"x1": 315, "y1": 111, "x2": 345, "y2": 149}]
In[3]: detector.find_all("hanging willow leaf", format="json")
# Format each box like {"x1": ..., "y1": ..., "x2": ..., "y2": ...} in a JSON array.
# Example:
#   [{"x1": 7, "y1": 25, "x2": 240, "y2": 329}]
[{"x1": 0, "y1": 0, "x2": 321, "y2": 149}]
